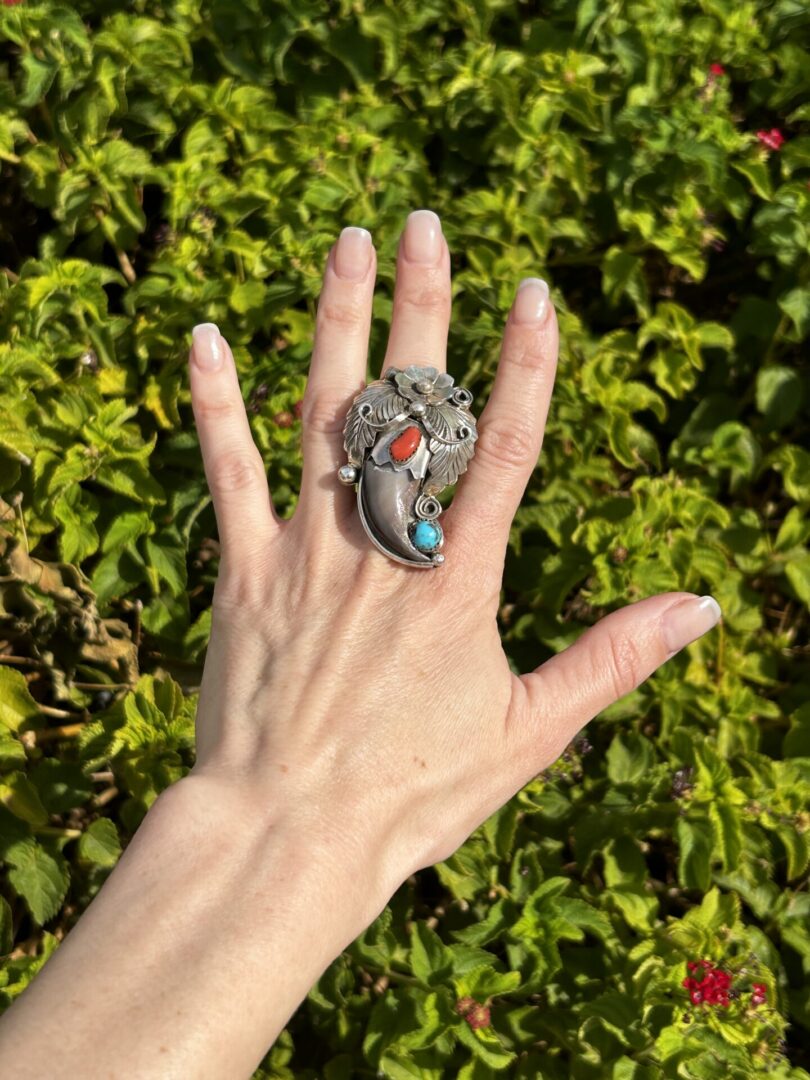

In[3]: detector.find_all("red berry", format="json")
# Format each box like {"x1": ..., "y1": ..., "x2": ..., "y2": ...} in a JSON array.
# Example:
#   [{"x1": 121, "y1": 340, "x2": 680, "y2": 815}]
[
  {"x1": 466, "y1": 1004, "x2": 491, "y2": 1030},
  {"x1": 293, "y1": 400, "x2": 304, "y2": 418},
  {"x1": 709, "y1": 63, "x2": 726, "y2": 76},
  {"x1": 273, "y1": 411, "x2": 294, "y2": 428},
  {"x1": 455, "y1": 996, "x2": 475, "y2": 1016},
  {"x1": 757, "y1": 128, "x2": 785, "y2": 151},
  {"x1": 690, "y1": 990, "x2": 703, "y2": 1004}
]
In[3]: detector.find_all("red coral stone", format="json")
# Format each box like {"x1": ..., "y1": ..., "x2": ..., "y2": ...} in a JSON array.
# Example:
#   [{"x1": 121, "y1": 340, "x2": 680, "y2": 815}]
[{"x1": 390, "y1": 425, "x2": 421, "y2": 462}]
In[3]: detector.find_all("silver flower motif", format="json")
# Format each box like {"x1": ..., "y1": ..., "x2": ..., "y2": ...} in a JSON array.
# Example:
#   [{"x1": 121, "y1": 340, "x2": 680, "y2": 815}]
[{"x1": 391, "y1": 364, "x2": 455, "y2": 404}]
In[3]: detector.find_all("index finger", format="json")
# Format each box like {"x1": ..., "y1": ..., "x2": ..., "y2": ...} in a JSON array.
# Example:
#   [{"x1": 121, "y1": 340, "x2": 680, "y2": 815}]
[{"x1": 189, "y1": 323, "x2": 281, "y2": 575}]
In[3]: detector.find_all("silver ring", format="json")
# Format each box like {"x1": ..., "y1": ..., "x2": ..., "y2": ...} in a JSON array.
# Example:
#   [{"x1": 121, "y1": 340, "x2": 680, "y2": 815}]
[{"x1": 337, "y1": 364, "x2": 478, "y2": 568}]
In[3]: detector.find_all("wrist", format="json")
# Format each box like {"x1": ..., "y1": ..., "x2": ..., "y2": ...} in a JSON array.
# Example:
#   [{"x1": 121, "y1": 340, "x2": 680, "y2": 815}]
[
  {"x1": 0, "y1": 768, "x2": 392, "y2": 1080},
  {"x1": 162, "y1": 769, "x2": 393, "y2": 945}
]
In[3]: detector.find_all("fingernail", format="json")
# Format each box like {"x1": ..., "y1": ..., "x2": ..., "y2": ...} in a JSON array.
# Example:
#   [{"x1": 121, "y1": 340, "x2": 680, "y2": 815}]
[
  {"x1": 192, "y1": 323, "x2": 223, "y2": 371},
  {"x1": 334, "y1": 227, "x2": 372, "y2": 280},
  {"x1": 513, "y1": 278, "x2": 551, "y2": 324},
  {"x1": 403, "y1": 209, "x2": 442, "y2": 264},
  {"x1": 662, "y1": 595, "x2": 722, "y2": 657}
]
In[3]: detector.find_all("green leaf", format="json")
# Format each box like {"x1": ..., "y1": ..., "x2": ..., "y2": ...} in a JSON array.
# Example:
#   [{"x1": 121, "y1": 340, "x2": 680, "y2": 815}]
[
  {"x1": 379, "y1": 1051, "x2": 443, "y2": 1080},
  {"x1": 786, "y1": 554, "x2": 810, "y2": 606},
  {"x1": 454, "y1": 967, "x2": 521, "y2": 1000},
  {"x1": 6, "y1": 838, "x2": 69, "y2": 925},
  {"x1": 769, "y1": 445, "x2": 810, "y2": 501},
  {"x1": 0, "y1": 732, "x2": 27, "y2": 767},
  {"x1": 731, "y1": 158, "x2": 773, "y2": 200},
  {"x1": 144, "y1": 532, "x2": 187, "y2": 597},
  {"x1": 30, "y1": 760, "x2": 93, "y2": 814},
  {"x1": 606, "y1": 733, "x2": 655, "y2": 785},
  {"x1": 778, "y1": 287, "x2": 810, "y2": 339},
  {"x1": 708, "y1": 801, "x2": 742, "y2": 872},
  {"x1": 756, "y1": 365, "x2": 803, "y2": 429},
  {"x1": 18, "y1": 55, "x2": 59, "y2": 108},
  {"x1": 91, "y1": 547, "x2": 145, "y2": 605},
  {"x1": 102, "y1": 510, "x2": 155, "y2": 553},
  {"x1": 455, "y1": 1019, "x2": 516, "y2": 1071},
  {"x1": 409, "y1": 921, "x2": 451, "y2": 985},
  {"x1": 784, "y1": 704, "x2": 810, "y2": 758},
  {"x1": 0, "y1": 772, "x2": 49, "y2": 827},
  {"x1": 94, "y1": 460, "x2": 165, "y2": 504},
  {"x1": 554, "y1": 897, "x2": 613, "y2": 943},
  {"x1": 676, "y1": 818, "x2": 713, "y2": 891},
  {"x1": 778, "y1": 825, "x2": 809, "y2": 881},
  {"x1": 53, "y1": 489, "x2": 100, "y2": 563},
  {"x1": 77, "y1": 818, "x2": 122, "y2": 868},
  {"x1": 0, "y1": 668, "x2": 41, "y2": 733},
  {"x1": 775, "y1": 506, "x2": 810, "y2": 551},
  {"x1": 230, "y1": 280, "x2": 267, "y2": 314}
]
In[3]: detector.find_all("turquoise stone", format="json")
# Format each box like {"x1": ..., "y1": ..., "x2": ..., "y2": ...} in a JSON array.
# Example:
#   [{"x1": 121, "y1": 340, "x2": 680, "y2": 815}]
[{"x1": 412, "y1": 520, "x2": 441, "y2": 552}]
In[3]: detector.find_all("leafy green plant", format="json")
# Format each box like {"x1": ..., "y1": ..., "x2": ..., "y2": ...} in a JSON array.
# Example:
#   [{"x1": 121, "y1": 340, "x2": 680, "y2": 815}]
[{"x1": 1, "y1": 1, "x2": 808, "y2": 1076}]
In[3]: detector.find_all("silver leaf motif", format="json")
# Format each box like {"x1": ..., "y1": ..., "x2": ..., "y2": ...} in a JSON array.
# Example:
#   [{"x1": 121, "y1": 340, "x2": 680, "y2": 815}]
[{"x1": 343, "y1": 380, "x2": 409, "y2": 465}]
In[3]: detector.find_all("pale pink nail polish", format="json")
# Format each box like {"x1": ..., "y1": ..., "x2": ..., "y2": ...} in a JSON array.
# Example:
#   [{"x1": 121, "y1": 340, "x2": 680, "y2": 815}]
[
  {"x1": 662, "y1": 595, "x2": 722, "y2": 657},
  {"x1": 513, "y1": 278, "x2": 550, "y2": 324},
  {"x1": 192, "y1": 323, "x2": 224, "y2": 371},
  {"x1": 403, "y1": 209, "x2": 442, "y2": 264},
  {"x1": 334, "y1": 227, "x2": 372, "y2": 280}
]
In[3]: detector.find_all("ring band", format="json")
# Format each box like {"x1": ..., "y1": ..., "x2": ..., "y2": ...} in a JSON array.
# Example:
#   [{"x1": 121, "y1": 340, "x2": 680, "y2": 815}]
[{"x1": 338, "y1": 364, "x2": 478, "y2": 568}]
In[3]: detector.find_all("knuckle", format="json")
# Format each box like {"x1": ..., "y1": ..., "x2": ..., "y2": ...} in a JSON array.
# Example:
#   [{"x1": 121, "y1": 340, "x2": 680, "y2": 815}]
[
  {"x1": 213, "y1": 542, "x2": 282, "y2": 614},
  {"x1": 214, "y1": 563, "x2": 266, "y2": 614},
  {"x1": 317, "y1": 298, "x2": 368, "y2": 332},
  {"x1": 475, "y1": 417, "x2": 537, "y2": 470},
  {"x1": 604, "y1": 632, "x2": 645, "y2": 701},
  {"x1": 208, "y1": 450, "x2": 266, "y2": 497},
  {"x1": 300, "y1": 388, "x2": 347, "y2": 436},
  {"x1": 397, "y1": 284, "x2": 451, "y2": 317},
  {"x1": 503, "y1": 331, "x2": 549, "y2": 371},
  {"x1": 196, "y1": 394, "x2": 239, "y2": 421}
]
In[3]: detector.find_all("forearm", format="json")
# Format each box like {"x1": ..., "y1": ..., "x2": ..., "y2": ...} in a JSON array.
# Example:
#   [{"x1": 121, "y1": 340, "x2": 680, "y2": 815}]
[{"x1": 0, "y1": 775, "x2": 384, "y2": 1079}]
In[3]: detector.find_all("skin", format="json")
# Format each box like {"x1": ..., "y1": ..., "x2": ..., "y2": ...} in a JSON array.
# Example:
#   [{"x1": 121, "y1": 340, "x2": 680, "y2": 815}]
[{"x1": 0, "y1": 211, "x2": 720, "y2": 1078}]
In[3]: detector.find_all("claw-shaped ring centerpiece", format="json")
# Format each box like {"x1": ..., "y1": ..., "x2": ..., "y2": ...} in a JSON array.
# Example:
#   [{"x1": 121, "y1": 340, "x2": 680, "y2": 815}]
[{"x1": 337, "y1": 364, "x2": 478, "y2": 568}]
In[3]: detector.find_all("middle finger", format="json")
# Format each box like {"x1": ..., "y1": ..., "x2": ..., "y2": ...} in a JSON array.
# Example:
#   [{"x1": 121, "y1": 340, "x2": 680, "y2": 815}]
[{"x1": 383, "y1": 209, "x2": 452, "y2": 374}]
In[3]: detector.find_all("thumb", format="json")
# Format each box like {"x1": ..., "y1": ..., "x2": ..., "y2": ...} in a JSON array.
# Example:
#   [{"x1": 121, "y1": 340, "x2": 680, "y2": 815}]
[{"x1": 507, "y1": 592, "x2": 722, "y2": 775}]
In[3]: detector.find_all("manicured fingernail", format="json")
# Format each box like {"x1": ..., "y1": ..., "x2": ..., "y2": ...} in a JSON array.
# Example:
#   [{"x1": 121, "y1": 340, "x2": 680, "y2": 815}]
[
  {"x1": 403, "y1": 209, "x2": 442, "y2": 264},
  {"x1": 191, "y1": 323, "x2": 223, "y2": 371},
  {"x1": 334, "y1": 227, "x2": 372, "y2": 280},
  {"x1": 513, "y1": 278, "x2": 550, "y2": 324},
  {"x1": 662, "y1": 595, "x2": 722, "y2": 657}
]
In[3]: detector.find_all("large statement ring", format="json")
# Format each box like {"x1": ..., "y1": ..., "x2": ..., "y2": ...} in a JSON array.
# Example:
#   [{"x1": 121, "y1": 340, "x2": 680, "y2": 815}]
[{"x1": 337, "y1": 364, "x2": 478, "y2": 568}]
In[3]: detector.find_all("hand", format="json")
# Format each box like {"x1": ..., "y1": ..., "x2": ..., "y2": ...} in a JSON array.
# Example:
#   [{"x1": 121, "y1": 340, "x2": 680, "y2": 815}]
[
  {"x1": 185, "y1": 209, "x2": 721, "y2": 910},
  {"x1": 0, "y1": 211, "x2": 722, "y2": 1080}
]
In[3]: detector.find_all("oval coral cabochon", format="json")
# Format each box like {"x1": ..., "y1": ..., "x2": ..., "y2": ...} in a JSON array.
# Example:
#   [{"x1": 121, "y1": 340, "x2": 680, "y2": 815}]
[{"x1": 389, "y1": 425, "x2": 422, "y2": 462}]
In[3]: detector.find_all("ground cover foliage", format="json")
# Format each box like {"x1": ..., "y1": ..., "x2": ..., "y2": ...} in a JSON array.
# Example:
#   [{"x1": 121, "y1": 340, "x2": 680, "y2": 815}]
[{"x1": 1, "y1": 0, "x2": 809, "y2": 1075}]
